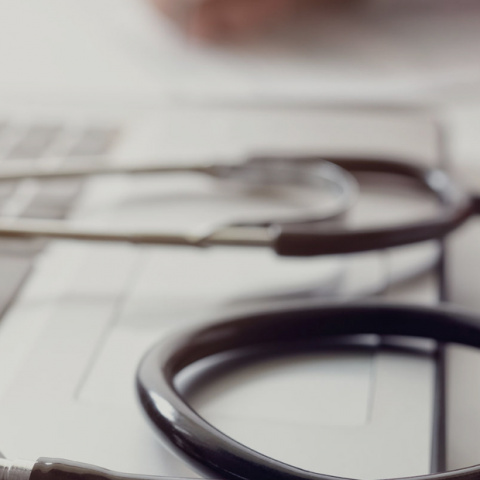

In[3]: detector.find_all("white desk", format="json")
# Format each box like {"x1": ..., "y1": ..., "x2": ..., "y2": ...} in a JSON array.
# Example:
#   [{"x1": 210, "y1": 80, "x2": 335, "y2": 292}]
[{"x1": 2, "y1": 0, "x2": 480, "y2": 475}]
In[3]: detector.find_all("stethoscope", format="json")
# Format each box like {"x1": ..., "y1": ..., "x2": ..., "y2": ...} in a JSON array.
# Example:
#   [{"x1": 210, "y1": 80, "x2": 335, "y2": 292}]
[
  {"x1": 4, "y1": 303, "x2": 480, "y2": 480},
  {"x1": 0, "y1": 156, "x2": 358, "y2": 249},
  {"x1": 0, "y1": 155, "x2": 471, "y2": 255},
  {"x1": 0, "y1": 156, "x2": 479, "y2": 480}
]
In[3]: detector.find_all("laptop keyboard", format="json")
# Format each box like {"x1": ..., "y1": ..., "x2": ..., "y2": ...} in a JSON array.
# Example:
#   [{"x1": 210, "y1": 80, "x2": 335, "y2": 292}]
[{"x1": 0, "y1": 120, "x2": 119, "y2": 317}]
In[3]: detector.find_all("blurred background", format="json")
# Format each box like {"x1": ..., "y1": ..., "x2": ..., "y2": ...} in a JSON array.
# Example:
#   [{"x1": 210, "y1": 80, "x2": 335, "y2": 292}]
[
  {"x1": 1, "y1": 0, "x2": 480, "y2": 107},
  {"x1": 1, "y1": 1, "x2": 480, "y2": 479}
]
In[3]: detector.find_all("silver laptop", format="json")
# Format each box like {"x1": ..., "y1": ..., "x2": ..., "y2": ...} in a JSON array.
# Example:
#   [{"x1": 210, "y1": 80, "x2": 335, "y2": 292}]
[{"x1": 0, "y1": 106, "x2": 442, "y2": 480}]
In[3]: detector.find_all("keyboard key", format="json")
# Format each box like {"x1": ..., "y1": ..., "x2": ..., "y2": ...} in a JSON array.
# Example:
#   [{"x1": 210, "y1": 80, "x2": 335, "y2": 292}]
[
  {"x1": 21, "y1": 201, "x2": 68, "y2": 220},
  {"x1": 6, "y1": 125, "x2": 62, "y2": 160},
  {"x1": 67, "y1": 127, "x2": 119, "y2": 157},
  {"x1": 0, "y1": 238, "x2": 46, "y2": 256},
  {"x1": 28, "y1": 126, "x2": 121, "y2": 215},
  {"x1": 29, "y1": 180, "x2": 83, "y2": 212},
  {"x1": 0, "y1": 255, "x2": 32, "y2": 317}
]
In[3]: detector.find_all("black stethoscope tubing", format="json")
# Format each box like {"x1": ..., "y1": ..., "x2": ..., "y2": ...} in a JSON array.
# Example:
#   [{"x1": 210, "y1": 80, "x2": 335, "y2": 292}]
[
  {"x1": 269, "y1": 156, "x2": 474, "y2": 256},
  {"x1": 3, "y1": 157, "x2": 480, "y2": 480},
  {"x1": 136, "y1": 303, "x2": 480, "y2": 480}
]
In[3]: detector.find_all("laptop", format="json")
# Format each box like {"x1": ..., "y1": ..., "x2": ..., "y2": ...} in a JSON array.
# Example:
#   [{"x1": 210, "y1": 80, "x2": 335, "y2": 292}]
[{"x1": 0, "y1": 105, "x2": 443, "y2": 480}]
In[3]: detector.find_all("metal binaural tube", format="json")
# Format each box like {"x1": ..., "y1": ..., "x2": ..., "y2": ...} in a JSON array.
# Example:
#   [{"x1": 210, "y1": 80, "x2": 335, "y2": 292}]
[
  {"x1": 0, "y1": 162, "x2": 219, "y2": 182},
  {"x1": 0, "y1": 459, "x2": 34, "y2": 480},
  {"x1": 0, "y1": 219, "x2": 274, "y2": 249}
]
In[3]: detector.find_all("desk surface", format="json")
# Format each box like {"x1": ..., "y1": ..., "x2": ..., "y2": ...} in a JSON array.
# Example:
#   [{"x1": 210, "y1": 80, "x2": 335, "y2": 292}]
[{"x1": 1, "y1": 0, "x2": 480, "y2": 474}]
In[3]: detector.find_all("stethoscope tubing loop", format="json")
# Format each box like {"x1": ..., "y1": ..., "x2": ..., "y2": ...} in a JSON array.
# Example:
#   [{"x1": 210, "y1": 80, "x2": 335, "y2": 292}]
[
  {"x1": 137, "y1": 302, "x2": 480, "y2": 480},
  {"x1": 271, "y1": 157, "x2": 475, "y2": 256},
  {"x1": 273, "y1": 205, "x2": 473, "y2": 256}
]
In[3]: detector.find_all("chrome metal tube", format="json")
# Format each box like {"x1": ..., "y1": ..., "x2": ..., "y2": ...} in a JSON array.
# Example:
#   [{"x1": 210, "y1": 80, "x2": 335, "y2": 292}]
[
  {"x1": 0, "y1": 459, "x2": 34, "y2": 480},
  {"x1": 0, "y1": 162, "x2": 219, "y2": 181},
  {"x1": 0, "y1": 219, "x2": 273, "y2": 249}
]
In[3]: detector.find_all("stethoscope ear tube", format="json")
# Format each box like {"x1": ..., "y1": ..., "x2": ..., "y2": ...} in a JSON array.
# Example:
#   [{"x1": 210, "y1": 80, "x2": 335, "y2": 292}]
[
  {"x1": 270, "y1": 157, "x2": 475, "y2": 256},
  {"x1": 136, "y1": 303, "x2": 480, "y2": 480},
  {"x1": 272, "y1": 206, "x2": 474, "y2": 256},
  {"x1": 471, "y1": 195, "x2": 480, "y2": 215}
]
